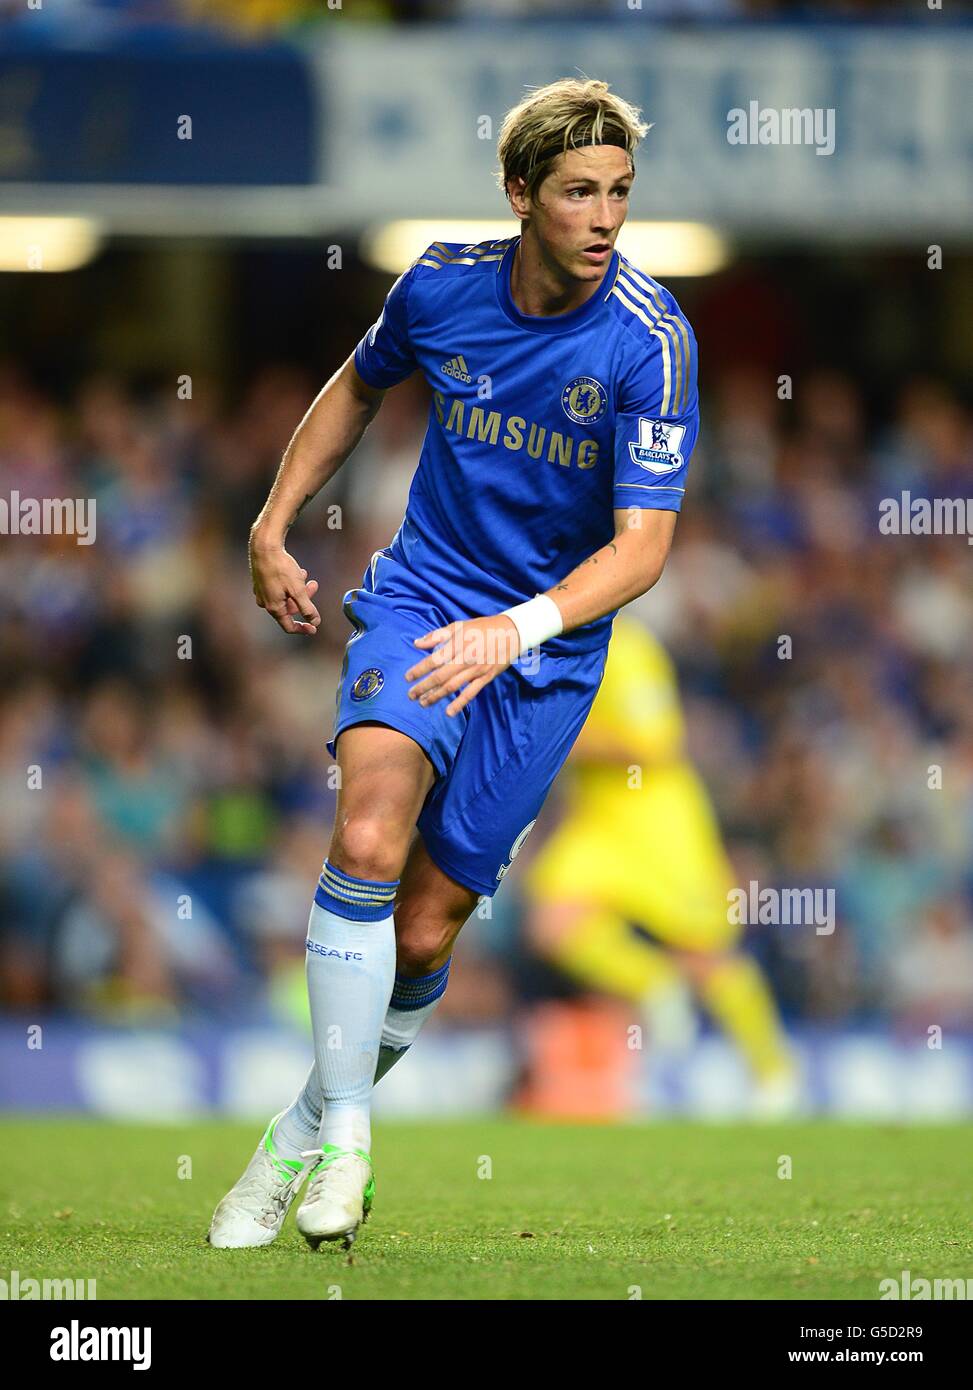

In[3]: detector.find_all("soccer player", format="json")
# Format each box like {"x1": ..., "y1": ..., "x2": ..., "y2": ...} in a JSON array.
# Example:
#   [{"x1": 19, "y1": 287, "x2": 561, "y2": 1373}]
[
  {"x1": 208, "y1": 77, "x2": 699, "y2": 1251},
  {"x1": 523, "y1": 614, "x2": 798, "y2": 1114}
]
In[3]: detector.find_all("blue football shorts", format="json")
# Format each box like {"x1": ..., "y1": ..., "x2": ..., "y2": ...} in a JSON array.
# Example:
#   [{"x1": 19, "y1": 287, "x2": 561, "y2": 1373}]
[{"x1": 326, "y1": 549, "x2": 608, "y2": 897}]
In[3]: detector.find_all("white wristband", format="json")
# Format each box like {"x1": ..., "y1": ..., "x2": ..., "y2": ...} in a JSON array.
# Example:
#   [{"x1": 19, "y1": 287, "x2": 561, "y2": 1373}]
[{"x1": 501, "y1": 594, "x2": 563, "y2": 652}]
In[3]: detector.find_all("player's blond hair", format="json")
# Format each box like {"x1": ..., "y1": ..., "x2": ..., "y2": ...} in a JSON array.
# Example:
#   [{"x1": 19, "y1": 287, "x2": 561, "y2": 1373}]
[{"x1": 496, "y1": 78, "x2": 650, "y2": 204}]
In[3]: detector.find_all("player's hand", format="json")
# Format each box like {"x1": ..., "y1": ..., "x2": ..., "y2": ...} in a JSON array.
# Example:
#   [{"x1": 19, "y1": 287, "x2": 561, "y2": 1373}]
[
  {"x1": 249, "y1": 540, "x2": 321, "y2": 636},
  {"x1": 405, "y1": 615, "x2": 521, "y2": 716}
]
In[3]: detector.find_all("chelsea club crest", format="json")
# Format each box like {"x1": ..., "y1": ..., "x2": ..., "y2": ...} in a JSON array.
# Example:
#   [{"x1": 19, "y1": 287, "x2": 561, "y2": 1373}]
[
  {"x1": 561, "y1": 376, "x2": 608, "y2": 426},
  {"x1": 350, "y1": 667, "x2": 385, "y2": 702}
]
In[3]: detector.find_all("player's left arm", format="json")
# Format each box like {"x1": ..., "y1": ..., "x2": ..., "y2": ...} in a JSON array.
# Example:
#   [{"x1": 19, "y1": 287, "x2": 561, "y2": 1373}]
[
  {"x1": 405, "y1": 508, "x2": 675, "y2": 716},
  {"x1": 548, "y1": 505, "x2": 677, "y2": 629},
  {"x1": 406, "y1": 308, "x2": 698, "y2": 716}
]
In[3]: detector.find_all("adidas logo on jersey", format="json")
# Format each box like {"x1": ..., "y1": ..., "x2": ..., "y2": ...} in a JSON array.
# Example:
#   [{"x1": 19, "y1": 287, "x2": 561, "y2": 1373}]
[{"x1": 441, "y1": 355, "x2": 472, "y2": 384}]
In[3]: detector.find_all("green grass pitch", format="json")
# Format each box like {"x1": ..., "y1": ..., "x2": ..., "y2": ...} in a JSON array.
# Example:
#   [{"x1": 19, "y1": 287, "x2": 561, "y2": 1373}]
[{"x1": 2, "y1": 1117, "x2": 970, "y2": 1300}]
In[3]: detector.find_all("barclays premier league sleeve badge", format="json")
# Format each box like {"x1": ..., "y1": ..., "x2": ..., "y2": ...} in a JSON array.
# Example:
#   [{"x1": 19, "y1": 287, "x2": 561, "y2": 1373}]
[{"x1": 628, "y1": 418, "x2": 686, "y2": 473}]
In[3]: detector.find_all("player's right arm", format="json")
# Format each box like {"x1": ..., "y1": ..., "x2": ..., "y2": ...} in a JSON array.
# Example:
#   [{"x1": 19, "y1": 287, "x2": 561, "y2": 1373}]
[
  {"x1": 249, "y1": 358, "x2": 385, "y2": 635},
  {"x1": 250, "y1": 262, "x2": 420, "y2": 636}
]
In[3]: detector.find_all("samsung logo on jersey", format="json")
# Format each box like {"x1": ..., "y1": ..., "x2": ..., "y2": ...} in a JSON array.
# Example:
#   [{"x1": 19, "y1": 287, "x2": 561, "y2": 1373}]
[{"x1": 433, "y1": 392, "x2": 600, "y2": 470}]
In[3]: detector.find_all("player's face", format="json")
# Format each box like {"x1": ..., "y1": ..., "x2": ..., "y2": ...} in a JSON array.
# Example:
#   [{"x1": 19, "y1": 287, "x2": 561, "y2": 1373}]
[{"x1": 528, "y1": 145, "x2": 633, "y2": 281}]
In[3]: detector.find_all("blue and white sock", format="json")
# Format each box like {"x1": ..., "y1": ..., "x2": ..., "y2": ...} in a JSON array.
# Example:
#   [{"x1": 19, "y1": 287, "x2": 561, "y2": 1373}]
[
  {"x1": 374, "y1": 959, "x2": 452, "y2": 1083},
  {"x1": 272, "y1": 958, "x2": 452, "y2": 1159},
  {"x1": 305, "y1": 860, "x2": 398, "y2": 1156},
  {"x1": 269, "y1": 1063, "x2": 321, "y2": 1161}
]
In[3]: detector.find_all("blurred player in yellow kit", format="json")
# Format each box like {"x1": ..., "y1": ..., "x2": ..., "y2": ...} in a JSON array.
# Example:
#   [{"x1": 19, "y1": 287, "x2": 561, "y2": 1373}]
[{"x1": 524, "y1": 614, "x2": 799, "y2": 1114}]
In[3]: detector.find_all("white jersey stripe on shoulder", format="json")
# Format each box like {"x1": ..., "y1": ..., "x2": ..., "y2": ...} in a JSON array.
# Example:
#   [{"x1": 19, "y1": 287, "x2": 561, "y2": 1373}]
[
  {"x1": 616, "y1": 271, "x2": 686, "y2": 416},
  {"x1": 438, "y1": 253, "x2": 504, "y2": 267},
  {"x1": 420, "y1": 241, "x2": 508, "y2": 271},
  {"x1": 636, "y1": 279, "x2": 692, "y2": 415},
  {"x1": 619, "y1": 260, "x2": 693, "y2": 413},
  {"x1": 611, "y1": 282, "x2": 673, "y2": 415}
]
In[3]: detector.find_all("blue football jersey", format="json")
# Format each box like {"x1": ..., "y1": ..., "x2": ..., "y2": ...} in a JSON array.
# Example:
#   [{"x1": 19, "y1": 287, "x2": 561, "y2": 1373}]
[{"x1": 353, "y1": 235, "x2": 698, "y2": 661}]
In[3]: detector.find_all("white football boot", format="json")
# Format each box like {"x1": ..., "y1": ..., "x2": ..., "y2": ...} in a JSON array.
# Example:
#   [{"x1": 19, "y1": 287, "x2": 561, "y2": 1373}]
[
  {"x1": 207, "y1": 1113, "x2": 310, "y2": 1248},
  {"x1": 295, "y1": 1145, "x2": 375, "y2": 1251}
]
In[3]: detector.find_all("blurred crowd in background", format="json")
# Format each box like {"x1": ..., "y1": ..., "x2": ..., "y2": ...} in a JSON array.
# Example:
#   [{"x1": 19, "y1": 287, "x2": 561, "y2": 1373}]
[
  {"x1": 1, "y1": 248, "x2": 971, "y2": 1035},
  {"x1": 0, "y1": 0, "x2": 964, "y2": 37}
]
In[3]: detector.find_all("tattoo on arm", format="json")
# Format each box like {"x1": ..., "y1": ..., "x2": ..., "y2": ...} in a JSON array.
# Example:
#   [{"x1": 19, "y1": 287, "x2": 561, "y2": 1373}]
[{"x1": 555, "y1": 539, "x2": 620, "y2": 593}]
